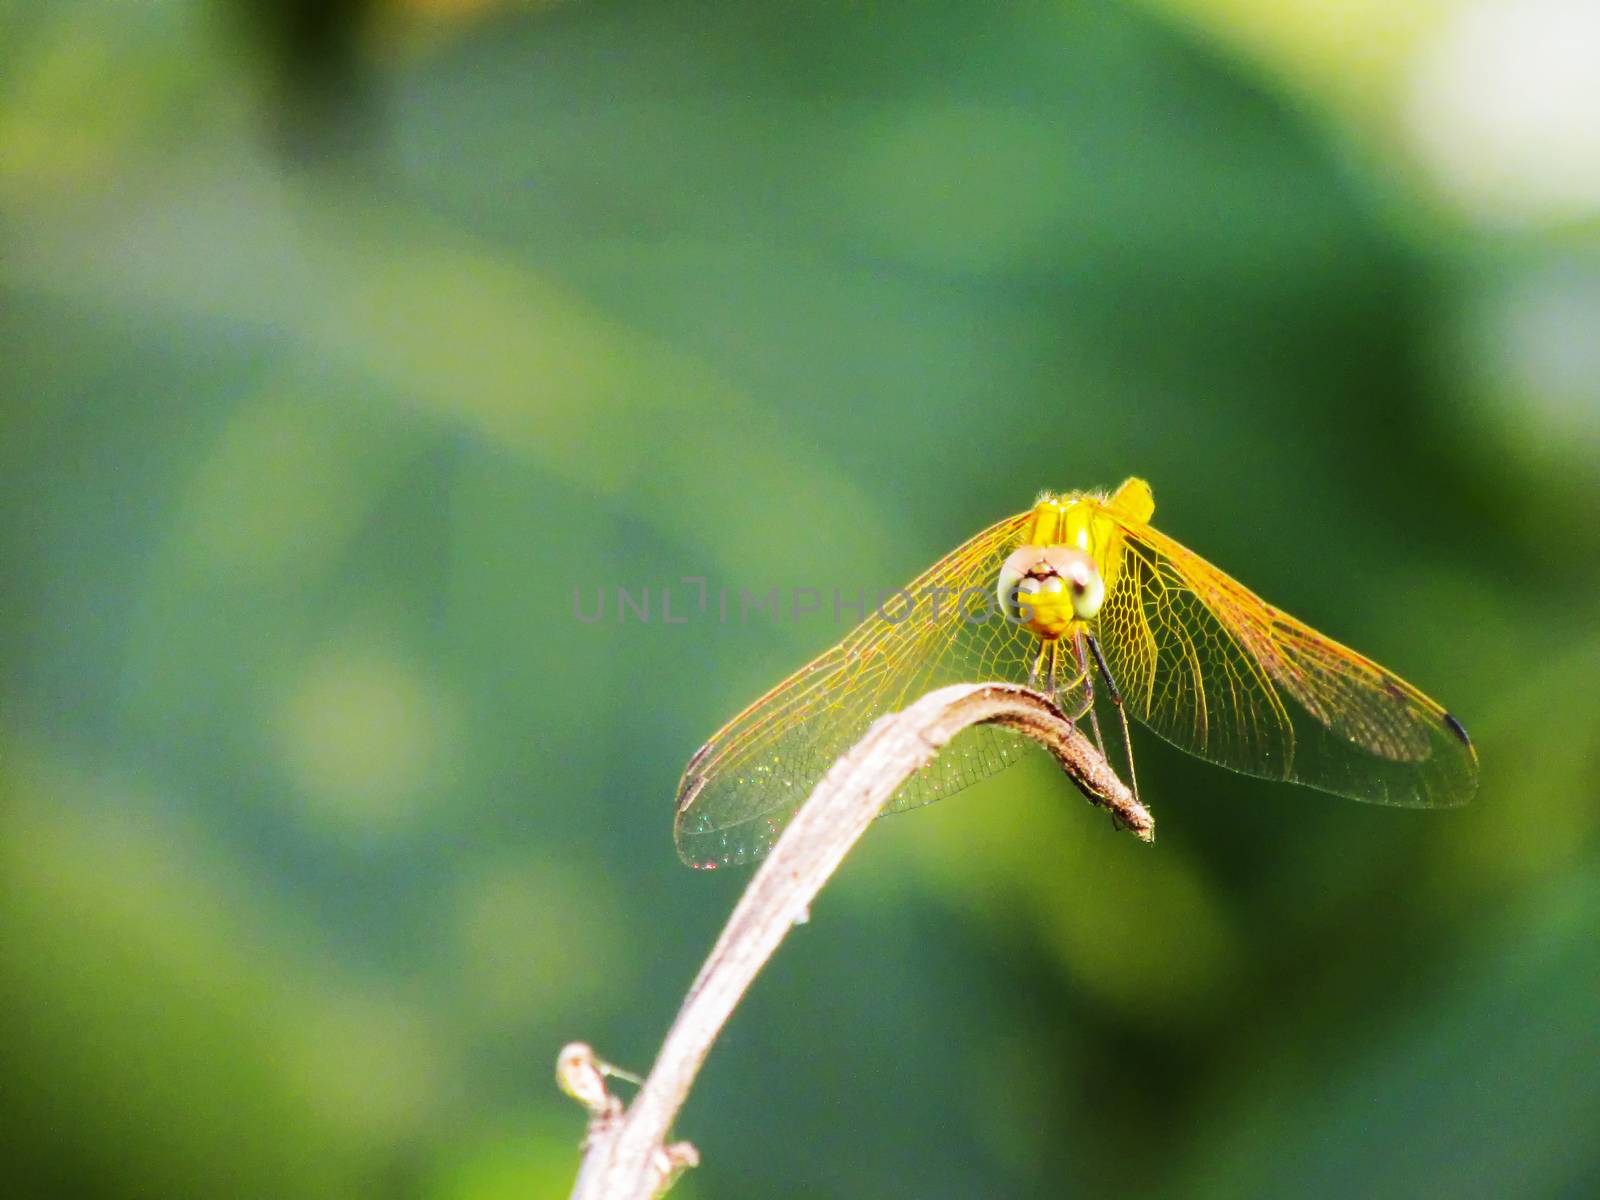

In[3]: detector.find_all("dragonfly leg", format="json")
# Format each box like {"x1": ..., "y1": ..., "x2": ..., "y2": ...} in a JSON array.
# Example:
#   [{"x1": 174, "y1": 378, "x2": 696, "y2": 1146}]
[
  {"x1": 1027, "y1": 643, "x2": 1048, "y2": 692},
  {"x1": 1086, "y1": 631, "x2": 1141, "y2": 812},
  {"x1": 1074, "y1": 630, "x2": 1109, "y2": 761},
  {"x1": 1054, "y1": 640, "x2": 1092, "y2": 721}
]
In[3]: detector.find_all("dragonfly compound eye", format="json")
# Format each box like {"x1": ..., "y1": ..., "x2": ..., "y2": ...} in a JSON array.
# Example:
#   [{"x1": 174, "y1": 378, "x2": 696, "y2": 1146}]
[{"x1": 1065, "y1": 559, "x2": 1105, "y2": 620}]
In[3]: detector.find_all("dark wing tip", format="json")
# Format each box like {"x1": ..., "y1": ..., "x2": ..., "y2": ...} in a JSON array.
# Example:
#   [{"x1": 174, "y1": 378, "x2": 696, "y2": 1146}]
[
  {"x1": 675, "y1": 742, "x2": 715, "y2": 815},
  {"x1": 1442, "y1": 712, "x2": 1472, "y2": 748}
]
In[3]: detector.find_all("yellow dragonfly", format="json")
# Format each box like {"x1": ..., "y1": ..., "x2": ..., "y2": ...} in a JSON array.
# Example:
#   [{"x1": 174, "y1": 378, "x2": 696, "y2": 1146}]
[{"x1": 675, "y1": 478, "x2": 1478, "y2": 868}]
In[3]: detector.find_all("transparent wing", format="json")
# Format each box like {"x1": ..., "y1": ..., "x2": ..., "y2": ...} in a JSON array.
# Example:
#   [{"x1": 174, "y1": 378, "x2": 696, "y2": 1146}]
[
  {"x1": 675, "y1": 511, "x2": 1042, "y2": 867},
  {"x1": 1096, "y1": 516, "x2": 1479, "y2": 808}
]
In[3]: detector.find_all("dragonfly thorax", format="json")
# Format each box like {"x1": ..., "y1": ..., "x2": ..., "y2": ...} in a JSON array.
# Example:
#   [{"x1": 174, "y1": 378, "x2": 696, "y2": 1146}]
[{"x1": 997, "y1": 544, "x2": 1105, "y2": 640}]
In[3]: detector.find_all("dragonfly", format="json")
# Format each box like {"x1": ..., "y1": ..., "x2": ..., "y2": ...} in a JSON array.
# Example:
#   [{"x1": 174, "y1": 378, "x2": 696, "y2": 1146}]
[{"x1": 674, "y1": 478, "x2": 1478, "y2": 868}]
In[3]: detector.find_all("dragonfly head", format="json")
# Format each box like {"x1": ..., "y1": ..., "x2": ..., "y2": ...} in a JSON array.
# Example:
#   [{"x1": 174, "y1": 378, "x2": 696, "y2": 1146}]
[{"x1": 998, "y1": 544, "x2": 1106, "y2": 638}]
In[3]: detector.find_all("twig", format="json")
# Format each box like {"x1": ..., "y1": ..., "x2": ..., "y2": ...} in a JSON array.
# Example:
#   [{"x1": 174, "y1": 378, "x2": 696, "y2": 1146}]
[{"x1": 564, "y1": 682, "x2": 1152, "y2": 1198}]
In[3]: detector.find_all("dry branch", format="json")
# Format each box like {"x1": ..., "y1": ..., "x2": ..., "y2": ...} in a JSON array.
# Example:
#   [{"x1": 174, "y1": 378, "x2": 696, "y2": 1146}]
[{"x1": 565, "y1": 682, "x2": 1151, "y2": 1198}]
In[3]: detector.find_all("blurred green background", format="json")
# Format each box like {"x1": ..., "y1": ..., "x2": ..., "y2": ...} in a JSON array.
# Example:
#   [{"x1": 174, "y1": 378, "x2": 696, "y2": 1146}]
[{"x1": 4, "y1": 0, "x2": 1599, "y2": 1196}]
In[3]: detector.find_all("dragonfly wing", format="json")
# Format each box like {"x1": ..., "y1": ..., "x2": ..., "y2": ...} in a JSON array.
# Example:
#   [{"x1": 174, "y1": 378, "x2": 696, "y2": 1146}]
[
  {"x1": 675, "y1": 511, "x2": 1041, "y2": 867},
  {"x1": 1096, "y1": 517, "x2": 1479, "y2": 809}
]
